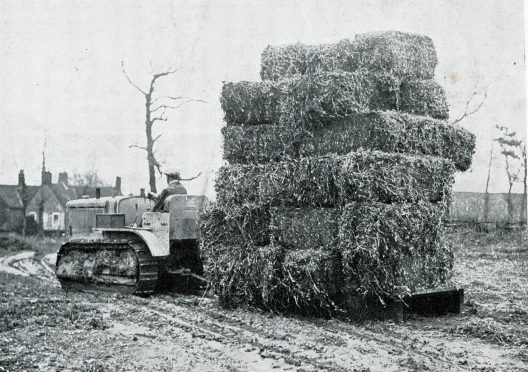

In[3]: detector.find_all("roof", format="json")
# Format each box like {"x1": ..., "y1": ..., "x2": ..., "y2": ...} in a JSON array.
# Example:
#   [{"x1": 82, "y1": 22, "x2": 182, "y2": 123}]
[
  {"x1": 49, "y1": 183, "x2": 121, "y2": 208},
  {"x1": 0, "y1": 185, "x2": 39, "y2": 209}
]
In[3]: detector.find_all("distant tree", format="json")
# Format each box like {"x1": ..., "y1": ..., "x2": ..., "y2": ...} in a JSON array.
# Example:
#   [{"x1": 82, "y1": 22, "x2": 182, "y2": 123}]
[
  {"x1": 521, "y1": 143, "x2": 527, "y2": 225},
  {"x1": 483, "y1": 143, "x2": 494, "y2": 222},
  {"x1": 70, "y1": 170, "x2": 108, "y2": 187},
  {"x1": 17, "y1": 170, "x2": 29, "y2": 236},
  {"x1": 122, "y1": 61, "x2": 205, "y2": 193},
  {"x1": 495, "y1": 125, "x2": 523, "y2": 224}
]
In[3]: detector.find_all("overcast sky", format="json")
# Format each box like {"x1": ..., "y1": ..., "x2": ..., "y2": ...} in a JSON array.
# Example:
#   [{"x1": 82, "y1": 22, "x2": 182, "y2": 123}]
[{"x1": 0, "y1": 0, "x2": 525, "y2": 199}]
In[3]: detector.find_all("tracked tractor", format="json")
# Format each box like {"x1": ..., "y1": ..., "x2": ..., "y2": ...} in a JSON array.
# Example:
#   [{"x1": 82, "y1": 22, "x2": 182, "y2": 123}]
[{"x1": 55, "y1": 193, "x2": 209, "y2": 295}]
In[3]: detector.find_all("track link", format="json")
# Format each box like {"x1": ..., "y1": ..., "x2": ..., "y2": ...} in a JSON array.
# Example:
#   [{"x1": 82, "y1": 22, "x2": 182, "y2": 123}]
[{"x1": 56, "y1": 238, "x2": 160, "y2": 296}]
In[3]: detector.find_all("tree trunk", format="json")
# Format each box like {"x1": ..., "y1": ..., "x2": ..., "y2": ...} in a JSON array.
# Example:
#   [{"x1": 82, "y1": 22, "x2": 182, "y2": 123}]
[
  {"x1": 21, "y1": 208, "x2": 27, "y2": 236},
  {"x1": 507, "y1": 182, "x2": 514, "y2": 224},
  {"x1": 145, "y1": 93, "x2": 157, "y2": 193},
  {"x1": 483, "y1": 145, "x2": 493, "y2": 222},
  {"x1": 38, "y1": 200, "x2": 44, "y2": 238},
  {"x1": 522, "y1": 153, "x2": 527, "y2": 225}
]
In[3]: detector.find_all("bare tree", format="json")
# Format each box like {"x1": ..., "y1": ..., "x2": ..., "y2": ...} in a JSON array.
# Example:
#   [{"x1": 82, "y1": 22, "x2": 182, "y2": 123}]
[
  {"x1": 122, "y1": 61, "x2": 205, "y2": 193},
  {"x1": 495, "y1": 125, "x2": 523, "y2": 224},
  {"x1": 70, "y1": 170, "x2": 108, "y2": 187},
  {"x1": 450, "y1": 81, "x2": 488, "y2": 125}
]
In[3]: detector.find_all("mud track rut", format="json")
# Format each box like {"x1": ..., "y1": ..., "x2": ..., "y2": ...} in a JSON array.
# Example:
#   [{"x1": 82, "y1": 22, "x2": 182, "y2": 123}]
[{"x1": 112, "y1": 294, "x2": 472, "y2": 372}]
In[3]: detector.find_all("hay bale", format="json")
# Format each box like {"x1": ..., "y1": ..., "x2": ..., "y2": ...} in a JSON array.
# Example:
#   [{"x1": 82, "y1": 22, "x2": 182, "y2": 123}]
[
  {"x1": 215, "y1": 151, "x2": 454, "y2": 207},
  {"x1": 200, "y1": 205, "x2": 271, "y2": 248},
  {"x1": 223, "y1": 111, "x2": 475, "y2": 171},
  {"x1": 222, "y1": 72, "x2": 447, "y2": 126},
  {"x1": 279, "y1": 249, "x2": 343, "y2": 315},
  {"x1": 399, "y1": 79, "x2": 449, "y2": 119},
  {"x1": 354, "y1": 31, "x2": 437, "y2": 79},
  {"x1": 337, "y1": 150, "x2": 455, "y2": 204},
  {"x1": 221, "y1": 125, "x2": 303, "y2": 164},
  {"x1": 338, "y1": 201, "x2": 452, "y2": 297},
  {"x1": 270, "y1": 207, "x2": 340, "y2": 251},
  {"x1": 202, "y1": 243, "x2": 284, "y2": 310},
  {"x1": 260, "y1": 32, "x2": 437, "y2": 81}
]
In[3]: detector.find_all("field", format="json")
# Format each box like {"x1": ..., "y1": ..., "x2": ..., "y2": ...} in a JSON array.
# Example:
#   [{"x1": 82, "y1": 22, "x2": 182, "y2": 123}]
[{"x1": 0, "y1": 229, "x2": 526, "y2": 371}]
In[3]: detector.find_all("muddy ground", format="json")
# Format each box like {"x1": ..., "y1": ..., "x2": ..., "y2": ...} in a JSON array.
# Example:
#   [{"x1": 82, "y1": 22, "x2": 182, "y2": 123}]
[{"x1": 0, "y1": 229, "x2": 527, "y2": 372}]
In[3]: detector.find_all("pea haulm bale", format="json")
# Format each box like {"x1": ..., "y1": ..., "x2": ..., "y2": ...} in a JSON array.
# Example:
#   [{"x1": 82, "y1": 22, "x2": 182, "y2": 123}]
[
  {"x1": 260, "y1": 31, "x2": 437, "y2": 81},
  {"x1": 200, "y1": 204, "x2": 271, "y2": 248},
  {"x1": 202, "y1": 243, "x2": 285, "y2": 310},
  {"x1": 215, "y1": 151, "x2": 454, "y2": 207},
  {"x1": 260, "y1": 40, "x2": 358, "y2": 81},
  {"x1": 221, "y1": 125, "x2": 303, "y2": 164},
  {"x1": 221, "y1": 71, "x2": 376, "y2": 126},
  {"x1": 270, "y1": 207, "x2": 340, "y2": 251},
  {"x1": 221, "y1": 71, "x2": 448, "y2": 126},
  {"x1": 337, "y1": 150, "x2": 455, "y2": 204},
  {"x1": 354, "y1": 31, "x2": 437, "y2": 80},
  {"x1": 300, "y1": 111, "x2": 475, "y2": 171},
  {"x1": 223, "y1": 112, "x2": 475, "y2": 171},
  {"x1": 217, "y1": 154, "x2": 340, "y2": 208},
  {"x1": 279, "y1": 249, "x2": 343, "y2": 316},
  {"x1": 221, "y1": 81, "x2": 283, "y2": 125},
  {"x1": 278, "y1": 71, "x2": 397, "y2": 127},
  {"x1": 338, "y1": 201, "x2": 453, "y2": 298},
  {"x1": 223, "y1": 111, "x2": 475, "y2": 171},
  {"x1": 399, "y1": 79, "x2": 449, "y2": 120}
]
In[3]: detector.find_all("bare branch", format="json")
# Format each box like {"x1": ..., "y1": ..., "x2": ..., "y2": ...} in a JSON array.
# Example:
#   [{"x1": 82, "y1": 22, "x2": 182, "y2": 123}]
[
  {"x1": 180, "y1": 172, "x2": 202, "y2": 181},
  {"x1": 152, "y1": 98, "x2": 206, "y2": 113},
  {"x1": 151, "y1": 67, "x2": 179, "y2": 83},
  {"x1": 152, "y1": 157, "x2": 163, "y2": 175},
  {"x1": 152, "y1": 133, "x2": 162, "y2": 143},
  {"x1": 151, "y1": 116, "x2": 168, "y2": 124},
  {"x1": 122, "y1": 61, "x2": 147, "y2": 95},
  {"x1": 149, "y1": 59, "x2": 155, "y2": 75},
  {"x1": 451, "y1": 85, "x2": 488, "y2": 125},
  {"x1": 150, "y1": 95, "x2": 202, "y2": 106},
  {"x1": 129, "y1": 144, "x2": 148, "y2": 152},
  {"x1": 151, "y1": 104, "x2": 173, "y2": 113}
]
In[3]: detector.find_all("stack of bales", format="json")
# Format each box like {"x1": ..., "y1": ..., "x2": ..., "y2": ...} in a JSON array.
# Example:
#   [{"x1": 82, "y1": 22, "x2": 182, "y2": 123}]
[{"x1": 203, "y1": 31, "x2": 475, "y2": 317}]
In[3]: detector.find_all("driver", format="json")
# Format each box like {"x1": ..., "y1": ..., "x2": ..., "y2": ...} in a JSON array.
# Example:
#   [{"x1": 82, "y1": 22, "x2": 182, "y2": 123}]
[{"x1": 151, "y1": 170, "x2": 187, "y2": 212}]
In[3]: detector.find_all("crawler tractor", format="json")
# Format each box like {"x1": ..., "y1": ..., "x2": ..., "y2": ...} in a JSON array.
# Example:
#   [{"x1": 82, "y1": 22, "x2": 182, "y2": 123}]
[{"x1": 56, "y1": 193, "x2": 208, "y2": 295}]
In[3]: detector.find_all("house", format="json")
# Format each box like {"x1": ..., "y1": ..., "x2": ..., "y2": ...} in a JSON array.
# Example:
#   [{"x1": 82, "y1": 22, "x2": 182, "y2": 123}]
[
  {"x1": 0, "y1": 171, "x2": 39, "y2": 232},
  {"x1": 26, "y1": 171, "x2": 122, "y2": 234}
]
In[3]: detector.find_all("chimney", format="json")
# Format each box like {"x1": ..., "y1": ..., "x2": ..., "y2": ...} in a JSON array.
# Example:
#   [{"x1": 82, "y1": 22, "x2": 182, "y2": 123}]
[
  {"x1": 58, "y1": 172, "x2": 68, "y2": 185},
  {"x1": 18, "y1": 170, "x2": 26, "y2": 187},
  {"x1": 140, "y1": 188, "x2": 145, "y2": 197},
  {"x1": 41, "y1": 171, "x2": 52, "y2": 185},
  {"x1": 115, "y1": 176, "x2": 122, "y2": 194},
  {"x1": 95, "y1": 188, "x2": 101, "y2": 199}
]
